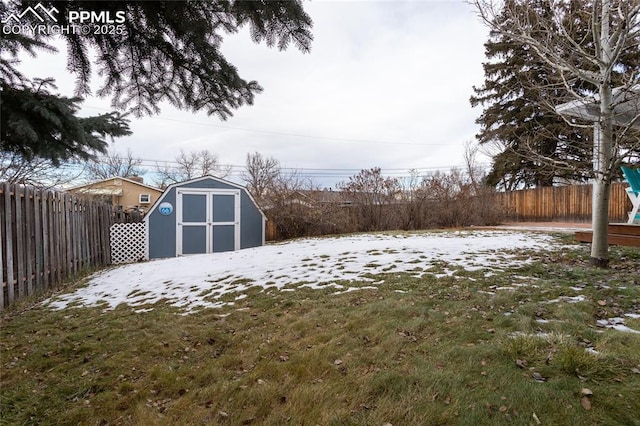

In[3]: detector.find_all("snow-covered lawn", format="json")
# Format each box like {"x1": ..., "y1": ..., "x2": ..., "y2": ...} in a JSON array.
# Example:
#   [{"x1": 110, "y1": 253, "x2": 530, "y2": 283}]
[{"x1": 46, "y1": 230, "x2": 567, "y2": 312}]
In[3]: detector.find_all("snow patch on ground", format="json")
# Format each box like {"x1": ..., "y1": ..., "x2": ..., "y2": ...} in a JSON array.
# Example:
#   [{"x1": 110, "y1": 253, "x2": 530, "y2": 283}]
[
  {"x1": 597, "y1": 317, "x2": 640, "y2": 334},
  {"x1": 546, "y1": 295, "x2": 587, "y2": 304},
  {"x1": 45, "y1": 231, "x2": 566, "y2": 313}
]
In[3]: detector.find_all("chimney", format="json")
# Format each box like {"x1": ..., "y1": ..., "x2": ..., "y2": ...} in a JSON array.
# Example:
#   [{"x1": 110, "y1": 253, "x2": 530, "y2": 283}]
[{"x1": 129, "y1": 176, "x2": 144, "y2": 184}]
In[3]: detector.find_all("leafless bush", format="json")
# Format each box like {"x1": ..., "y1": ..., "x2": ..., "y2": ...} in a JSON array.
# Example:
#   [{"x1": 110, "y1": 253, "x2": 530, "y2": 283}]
[
  {"x1": 247, "y1": 152, "x2": 502, "y2": 241},
  {"x1": 338, "y1": 167, "x2": 401, "y2": 232},
  {"x1": 418, "y1": 169, "x2": 502, "y2": 228}
]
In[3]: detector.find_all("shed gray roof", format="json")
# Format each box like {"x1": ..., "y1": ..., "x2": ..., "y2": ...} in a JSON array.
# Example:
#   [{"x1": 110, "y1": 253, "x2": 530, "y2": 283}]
[{"x1": 145, "y1": 175, "x2": 266, "y2": 220}]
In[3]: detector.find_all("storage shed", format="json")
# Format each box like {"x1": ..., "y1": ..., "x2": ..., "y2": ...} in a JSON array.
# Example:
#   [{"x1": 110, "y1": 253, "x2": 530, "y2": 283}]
[{"x1": 145, "y1": 176, "x2": 265, "y2": 259}]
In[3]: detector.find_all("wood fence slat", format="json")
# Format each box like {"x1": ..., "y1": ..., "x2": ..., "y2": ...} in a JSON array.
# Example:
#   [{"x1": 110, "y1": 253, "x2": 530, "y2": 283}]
[
  {"x1": 87, "y1": 203, "x2": 93, "y2": 264},
  {"x1": 72, "y1": 197, "x2": 77, "y2": 271},
  {"x1": 15, "y1": 185, "x2": 25, "y2": 299},
  {"x1": 58, "y1": 193, "x2": 64, "y2": 280},
  {"x1": 52, "y1": 192, "x2": 66, "y2": 284},
  {"x1": 48, "y1": 191, "x2": 55, "y2": 286},
  {"x1": 34, "y1": 189, "x2": 42, "y2": 292},
  {"x1": 25, "y1": 186, "x2": 34, "y2": 296},
  {"x1": 91, "y1": 203, "x2": 98, "y2": 264},
  {"x1": 84, "y1": 205, "x2": 91, "y2": 266},
  {"x1": 77, "y1": 200, "x2": 83, "y2": 269},
  {"x1": 65, "y1": 194, "x2": 71, "y2": 274},
  {"x1": 80, "y1": 200, "x2": 86, "y2": 269},
  {"x1": 0, "y1": 185, "x2": 5, "y2": 308},
  {"x1": 4, "y1": 183, "x2": 15, "y2": 305},
  {"x1": 77, "y1": 200, "x2": 82, "y2": 267},
  {"x1": 75, "y1": 196, "x2": 81, "y2": 271},
  {"x1": 104, "y1": 206, "x2": 112, "y2": 265},
  {"x1": 42, "y1": 190, "x2": 50, "y2": 290}
]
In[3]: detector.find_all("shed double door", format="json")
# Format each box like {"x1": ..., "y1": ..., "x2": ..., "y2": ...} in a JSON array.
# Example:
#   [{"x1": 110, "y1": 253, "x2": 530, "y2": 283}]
[{"x1": 176, "y1": 189, "x2": 240, "y2": 255}]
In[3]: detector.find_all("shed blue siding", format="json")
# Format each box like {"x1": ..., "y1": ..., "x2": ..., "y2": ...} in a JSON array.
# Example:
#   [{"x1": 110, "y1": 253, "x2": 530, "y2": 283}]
[
  {"x1": 240, "y1": 191, "x2": 264, "y2": 248},
  {"x1": 146, "y1": 176, "x2": 265, "y2": 259},
  {"x1": 148, "y1": 187, "x2": 177, "y2": 259}
]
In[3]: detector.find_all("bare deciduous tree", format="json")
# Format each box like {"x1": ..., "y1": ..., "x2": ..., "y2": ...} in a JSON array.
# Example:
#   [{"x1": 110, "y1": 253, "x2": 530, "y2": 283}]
[
  {"x1": 241, "y1": 152, "x2": 281, "y2": 202},
  {"x1": 154, "y1": 149, "x2": 231, "y2": 188},
  {"x1": 397, "y1": 169, "x2": 430, "y2": 230},
  {"x1": 0, "y1": 152, "x2": 82, "y2": 189},
  {"x1": 463, "y1": 141, "x2": 485, "y2": 192},
  {"x1": 85, "y1": 148, "x2": 147, "y2": 181},
  {"x1": 474, "y1": 0, "x2": 640, "y2": 267}
]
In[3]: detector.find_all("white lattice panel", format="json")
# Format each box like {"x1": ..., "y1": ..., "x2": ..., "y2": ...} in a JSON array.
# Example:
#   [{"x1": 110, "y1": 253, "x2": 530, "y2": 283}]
[{"x1": 110, "y1": 223, "x2": 147, "y2": 264}]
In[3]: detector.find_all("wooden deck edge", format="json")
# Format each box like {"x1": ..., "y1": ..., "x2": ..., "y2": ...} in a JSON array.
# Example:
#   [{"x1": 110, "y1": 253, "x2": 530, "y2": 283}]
[
  {"x1": 608, "y1": 223, "x2": 640, "y2": 236},
  {"x1": 574, "y1": 231, "x2": 640, "y2": 247}
]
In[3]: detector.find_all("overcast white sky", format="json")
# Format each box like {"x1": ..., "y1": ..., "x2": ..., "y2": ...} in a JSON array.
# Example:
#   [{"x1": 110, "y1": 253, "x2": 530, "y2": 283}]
[{"x1": 18, "y1": 0, "x2": 490, "y2": 188}]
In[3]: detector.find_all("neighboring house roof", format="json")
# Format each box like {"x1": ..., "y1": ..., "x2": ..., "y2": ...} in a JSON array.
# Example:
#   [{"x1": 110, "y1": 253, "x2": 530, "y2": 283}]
[
  {"x1": 556, "y1": 84, "x2": 640, "y2": 129},
  {"x1": 261, "y1": 189, "x2": 355, "y2": 210},
  {"x1": 78, "y1": 188, "x2": 124, "y2": 196},
  {"x1": 68, "y1": 176, "x2": 163, "y2": 194},
  {"x1": 300, "y1": 189, "x2": 356, "y2": 205}
]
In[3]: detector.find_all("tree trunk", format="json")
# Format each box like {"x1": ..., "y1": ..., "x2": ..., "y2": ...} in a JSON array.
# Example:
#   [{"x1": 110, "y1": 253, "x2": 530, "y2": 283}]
[
  {"x1": 590, "y1": 121, "x2": 611, "y2": 267},
  {"x1": 590, "y1": 0, "x2": 614, "y2": 268}
]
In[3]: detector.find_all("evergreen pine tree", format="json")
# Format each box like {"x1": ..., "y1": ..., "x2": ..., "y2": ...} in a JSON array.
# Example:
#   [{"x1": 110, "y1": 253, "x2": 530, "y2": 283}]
[
  {"x1": 470, "y1": 1, "x2": 591, "y2": 189},
  {"x1": 470, "y1": 0, "x2": 639, "y2": 190},
  {"x1": 0, "y1": 1, "x2": 313, "y2": 163},
  {"x1": 1, "y1": 78, "x2": 131, "y2": 165}
]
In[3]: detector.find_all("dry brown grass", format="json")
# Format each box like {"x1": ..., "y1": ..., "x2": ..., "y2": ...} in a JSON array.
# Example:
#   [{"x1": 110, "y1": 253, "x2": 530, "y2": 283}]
[{"x1": 2, "y1": 238, "x2": 639, "y2": 425}]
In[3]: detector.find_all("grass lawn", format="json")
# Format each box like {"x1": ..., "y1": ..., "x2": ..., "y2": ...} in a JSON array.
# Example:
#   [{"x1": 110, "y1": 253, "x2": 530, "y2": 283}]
[{"x1": 1, "y1": 232, "x2": 639, "y2": 425}]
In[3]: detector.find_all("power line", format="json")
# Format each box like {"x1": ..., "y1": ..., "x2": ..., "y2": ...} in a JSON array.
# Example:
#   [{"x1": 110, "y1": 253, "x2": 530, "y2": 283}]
[
  {"x1": 83, "y1": 105, "x2": 451, "y2": 147},
  {"x1": 80, "y1": 155, "x2": 465, "y2": 177}
]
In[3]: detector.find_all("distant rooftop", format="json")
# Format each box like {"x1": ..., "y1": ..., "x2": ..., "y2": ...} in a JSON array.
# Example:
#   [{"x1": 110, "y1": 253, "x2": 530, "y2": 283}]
[{"x1": 556, "y1": 84, "x2": 640, "y2": 129}]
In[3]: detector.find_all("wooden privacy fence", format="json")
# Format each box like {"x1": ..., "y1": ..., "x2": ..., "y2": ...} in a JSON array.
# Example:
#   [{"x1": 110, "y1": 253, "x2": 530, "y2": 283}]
[
  {"x1": 265, "y1": 220, "x2": 278, "y2": 241},
  {"x1": 1, "y1": 183, "x2": 113, "y2": 310},
  {"x1": 494, "y1": 182, "x2": 632, "y2": 222}
]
